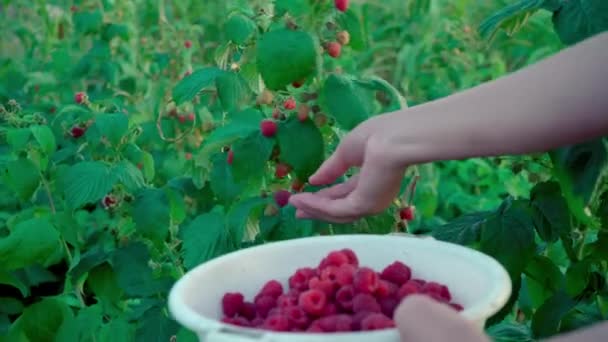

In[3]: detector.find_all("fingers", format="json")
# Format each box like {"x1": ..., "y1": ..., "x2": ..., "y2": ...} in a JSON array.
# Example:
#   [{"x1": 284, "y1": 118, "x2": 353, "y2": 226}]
[
  {"x1": 395, "y1": 295, "x2": 490, "y2": 342},
  {"x1": 308, "y1": 149, "x2": 351, "y2": 186}
]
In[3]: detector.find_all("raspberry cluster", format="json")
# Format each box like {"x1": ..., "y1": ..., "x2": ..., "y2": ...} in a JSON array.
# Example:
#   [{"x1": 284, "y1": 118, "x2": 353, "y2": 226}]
[{"x1": 220, "y1": 249, "x2": 462, "y2": 333}]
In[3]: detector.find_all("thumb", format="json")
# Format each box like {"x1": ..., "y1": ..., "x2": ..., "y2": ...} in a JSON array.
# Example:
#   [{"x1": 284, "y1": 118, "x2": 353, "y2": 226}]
[{"x1": 394, "y1": 295, "x2": 490, "y2": 342}]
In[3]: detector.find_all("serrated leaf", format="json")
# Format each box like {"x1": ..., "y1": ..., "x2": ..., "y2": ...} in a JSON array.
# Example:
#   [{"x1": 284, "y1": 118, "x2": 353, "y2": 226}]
[
  {"x1": 30, "y1": 125, "x2": 56, "y2": 155},
  {"x1": 202, "y1": 108, "x2": 262, "y2": 151},
  {"x1": 524, "y1": 255, "x2": 564, "y2": 302},
  {"x1": 9, "y1": 297, "x2": 73, "y2": 342},
  {"x1": 530, "y1": 181, "x2": 571, "y2": 242},
  {"x1": 6, "y1": 128, "x2": 31, "y2": 151},
  {"x1": 320, "y1": 74, "x2": 374, "y2": 130},
  {"x1": 87, "y1": 263, "x2": 123, "y2": 311},
  {"x1": 112, "y1": 161, "x2": 145, "y2": 191},
  {"x1": 227, "y1": 197, "x2": 268, "y2": 245},
  {"x1": 215, "y1": 72, "x2": 252, "y2": 112},
  {"x1": 277, "y1": 118, "x2": 324, "y2": 180},
  {"x1": 478, "y1": 0, "x2": 545, "y2": 40},
  {"x1": 0, "y1": 217, "x2": 61, "y2": 271},
  {"x1": 257, "y1": 29, "x2": 317, "y2": 90},
  {"x1": 210, "y1": 153, "x2": 243, "y2": 203},
  {"x1": 68, "y1": 245, "x2": 111, "y2": 282},
  {"x1": 480, "y1": 198, "x2": 536, "y2": 279},
  {"x1": 231, "y1": 131, "x2": 274, "y2": 185},
  {"x1": 180, "y1": 210, "x2": 230, "y2": 270},
  {"x1": 55, "y1": 304, "x2": 104, "y2": 341},
  {"x1": 274, "y1": 0, "x2": 310, "y2": 16},
  {"x1": 93, "y1": 113, "x2": 129, "y2": 146},
  {"x1": 1, "y1": 158, "x2": 40, "y2": 201},
  {"x1": 112, "y1": 243, "x2": 171, "y2": 296},
  {"x1": 552, "y1": 0, "x2": 608, "y2": 45},
  {"x1": 172, "y1": 67, "x2": 224, "y2": 105},
  {"x1": 432, "y1": 211, "x2": 491, "y2": 245},
  {"x1": 224, "y1": 13, "x2": 256, "y2": 45},
  {"x1": 135, "y1": 306, "x2": 179, "y2": 342},
  {"x1": 61, "y1": 161, "x2": 116, "y2": 209},
  {"x1": 74, "y1": 10, "x2": 104, "y2": 34},
  {"x1": 268, "y1": 206, "x2": 313, "y2": 241},
  {"x1": 487, "y1": 321, "x2": 534, "y2": 342},
  {"x1": 132, "y1": 188, "x2": 170, "y2": 242},
  {"x1": 531, "y1": 291, "x2": 576, "y2": 338}
]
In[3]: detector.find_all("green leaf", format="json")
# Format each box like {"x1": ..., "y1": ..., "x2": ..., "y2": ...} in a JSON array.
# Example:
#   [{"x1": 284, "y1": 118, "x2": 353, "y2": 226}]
[
  {"x1": 180, "y1": 210, "x2": 229, "y2": 270},
  {"x1": 524, "y1": 255, "x2": 564, "y2": 300},
  {"x1": 224, "y1": 13, "x2": 256, "y2": 45},
  {"x1": 87, "y1": 263, "x2": 123, "y2": 310},
  {"x1": 257, "y1": 29, "x2": 317, "y2": 90},
  {"x1": 215, "y1": 71, "x2": 252, "y2": 112},
  {"x1": 55, "y1": 304, "x2": 104, "y2": 341},
  {"x1": 132, "y1": 188, "x2": 170, "y2": 242},
  {"x1": 565, "y1": 261, "x2": 591, "y2": 297},
  {"x1": 552, "y1": 0, "x2": 608, "y2": 45},
  {"x1": 336, "y1": 8, "x2": 368, "y2": 50},
  {"x1": 74, "y1": 10, "x2": 104, "y2": 34},
  {"x1": 231, "y1": 131, "x2": 274, "y2": 184},
  {"x1": 432, "y1": 211, "x2": 491, "y2": 245},
  {"x1": 93, "y1": 113, "x2": 129, "y2": 146},
  {"x1": 320, "y1": 74, "x2": 374, "y2": 130},
  {"x1": 202, "y1": 108, "x2": 263, "y2": 150},
  {"x1": 480, "y1": 198, "x2": 536, "y2": 278},
  {"x1": 176, "y1": 328, "x2": 198, "y2": 342},
  {"x1": 268, "y1": 206, "x2": 313, "y2": 241},
  {"x1": 227, "y1": 197, "x2": 268, "y2": 245},
  {"x1": 61, "y1": 161, "x2": 116, "y2": 209},
  {"x1": 68, "y1": 245, "x2": 111, "y2": 282},
  {"x1": 30, "y1": 125, "x2": 56, "y2": 155},
  {"x1": 172, "y1": 67, "x2": 224, "y2": 105},
  {"x1": 0, "y1": 271, "x2": 28, "y2": 297},
  {"x1": 478, "y1": 0, "x2": 545, "y2": 40},
  {"x1": 9, "y1": 297, "x2": 73, "y2": 342},
  {"x1": 531, "y1": 291, "x2": 577, "y2": 338},
  {"x1": 112, "y1": 161, "x2": 145, "y2": 191},
  {"x1": 135, "y1": 306, "x2": 179, "y2": 342},
  {"x1": 0, "y1": 218, "x2": 61, "y2": 271},
  {"x1": 6, "y1": 128, "x2": 31, "y2": 151},
  {"x1": 102, "y1": 23, "x2": 130, "y2": 41},
  {"x1": 112, "y1": 243, "x2": 171, "y2": 297},
  {"x1": 277, "y1": 118, "x2": 324, "y2": 180},
  {"x1": 141, "y1": 151, "x2": 156, "y2": 182},
  {"x1": 0, "y1": 298, "x2": 23, "y2": 315},
  {"x1": 1, "y1": 158, "x2": 40, "y2": 201},
  {"x1": 210, "y1": 153, "x2": 243, "y2": 203},
  {"x1": 274, "y1": 0, "x2": 310, "y2": 17},
  {"x1": 530, "y1": 181, "x2": 571, "y2": 242},
  {"x1": 487, "y1": 321, "x2": 534, "y2": 342},
  {"x1": 356, "y1": 76, "x2": 408, "y2": 111}
]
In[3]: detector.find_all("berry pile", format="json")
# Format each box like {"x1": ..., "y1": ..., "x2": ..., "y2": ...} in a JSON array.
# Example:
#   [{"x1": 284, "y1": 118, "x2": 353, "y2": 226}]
[{"x1": 220, "y1": 249, "x2": 462, "y2": 333}]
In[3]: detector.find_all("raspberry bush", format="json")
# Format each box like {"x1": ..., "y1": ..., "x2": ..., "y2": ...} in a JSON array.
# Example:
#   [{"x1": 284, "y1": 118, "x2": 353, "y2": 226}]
[{"x1": 0, "y1": 0, "x2": 606, "y2": 341}]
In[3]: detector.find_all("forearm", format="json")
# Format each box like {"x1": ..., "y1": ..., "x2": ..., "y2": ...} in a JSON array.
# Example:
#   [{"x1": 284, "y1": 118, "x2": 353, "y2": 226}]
[
  {"x1": 392, "y1": 31, "x2": 608, "y2": 164},
  {"x1": 544, "y1": 322, "x2": 608, "y2": 342}
]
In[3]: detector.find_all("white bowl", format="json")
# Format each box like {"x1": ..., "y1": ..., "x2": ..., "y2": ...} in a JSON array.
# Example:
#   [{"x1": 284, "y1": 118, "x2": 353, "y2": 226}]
[{"x1": 168, "y1": 234, "x2": 511, "y2": 342}]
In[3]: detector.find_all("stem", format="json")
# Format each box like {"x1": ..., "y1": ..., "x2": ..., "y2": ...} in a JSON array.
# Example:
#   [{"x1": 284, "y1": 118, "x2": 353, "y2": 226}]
[{"x1": 40, "y1": 175, "x2": 56, "y2": 214}]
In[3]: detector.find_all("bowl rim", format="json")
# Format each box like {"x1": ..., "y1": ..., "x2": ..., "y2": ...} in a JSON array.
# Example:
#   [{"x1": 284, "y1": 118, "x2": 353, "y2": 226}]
[{"x1": 168, "y1": 234, "x2": 512, "y2": 339}]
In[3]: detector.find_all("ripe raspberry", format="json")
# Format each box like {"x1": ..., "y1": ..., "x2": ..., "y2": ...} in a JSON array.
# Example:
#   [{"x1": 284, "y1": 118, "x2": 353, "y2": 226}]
[
  {"x1": 74, "y1": 92, "x2": 87, "y2": 104},
  {"x1": 254, "y1": 295, "x2": 277, "y2": 318},
  {"x1": 227, "y1": 150, "x2": 234, "y2": 165},
  {"x1": 178, "y1": 115, "x2": 186, "y2": 123},
  {"x1": 308, "y1": 276, "x2": 336, "y2": 298},
  {"x1": 185, "y1": 152, "x2": 192, "y2": 160},
  {"x1": 318, "y1": 314, "x2": 353, "y2": 332},
  {"x1": 292, "y1": 80, "x2": 305, "y2": 88},
  {"x1": 272, "y1": 108, "x2": 281, "y2": 119},
  {"x1": 341, "y1": 248, "x2": 359, "y2": 266},
  {"x1": 352, "y1": 311, "x2": 372, "y2": 330},
  {"x1": 353, "y1": 267, "x2": 379, "y2": 294},
  {"x1": 187, "y1": 113, "x2": 195, "y2": 121},
  {"x1": 239, "y1": 302, "x2": 256, "y2": 320},
  {"x1": 326, "y1": 42, "x2": 342, "y2": 58},
  {"x1": 376, "y1": 280, "x2": 398, "y2": 298},
  {"x1": 334, "y1": 0, "x2": 349, "y2": 12},
  {"x1": 222, "y1": 317, "x2": 250, "y2": 327},
  {"x1": 335, "y1": 285, "x2": 355, "y2": 311},
  {"x1": 183, "y1": 70, "x2": 192, "y2": 78},
  {"x1": 283, "y1": 97, "x2": 296, "y2": 110},
  {"x1": 320, "y1": 265, "x2": 340, "y2": 282},
  {"x1": 380, "y1": 261, "x2": 412, "y2": 286},
  {"x1": 251, "y1": 317, "x2": 264, "y2": 327},
  {"x1": 335, "y1": 264, "x2": 356, "y2": 286},
  {"x1": 378, "y1": 296, "x2": 400, "y2": 318},
  {"x1": 422, "y1": 282, "x2": 452, "y2": 302},
  {"x1": 277, "y1": 293, "x2": 298, "y2": 309},
  {"x1": 410, "y1": 279, "x2": 426, "y2": 287},
  {"x1": 298, "y1": 289, "x2": 327, "y2": 316},
  {"x1": 291, "y1": 178, "x2": 305, "y2": 192},
  {"x1": 297, "y1": 104, "x2": 309, "y2": 122},
  {"x1": 184, "y1": 40, "x2": 192, "y2": 49},
  {"x1": 321, "y1": 302, "x2": 338, "y2": 316},
  {"x1": 222, "y1": 293, "x2": 244, "y2": 317},
  {"x1": 289, "y1": 267, "x2": 316, "y2": 291},
  {"x1": 101, "y1": 195, "x2": 117, "y2": 209},
  {"x1": 397, "y1": 280, "x2": 421, "y2": 299},
  {"x1": 336, "y1": 30, "x2": 350, "y2": 45},
  {"x1": 450, "y1": 303, "x2": 464, "y2": 312},
  {"x1": 275, "y1": 163, "x2": 291, "y2": 178},
  {"x1": 70, "y1": 5, "x2": 78, "y2": 12},
  {"x1": 263, "y1": 315, "x2": 289, "y2": 331},
  {"x1": 360, "y1": 313, "x2": 395, "y2": 331},
  {"x1": 285, "y1": 306, "x2": 309, "y2": 329},
  {"x1": 307, "y1": 320, "x2": 324, "y2": 333},
  {"x1": 260, "y1": 280, "x2": 284, "y2": 299},
  {"x1": 352, "y1": 293, "x2": 381, "y2": 313},
  {"x1": 260, "y1": 119, "x2": 278, "y2": 137},
  {"x1": 274, "y1": 190, "x2": 291, "y2": 208},
  {"x1": 320, "y1": 250, "x2": 350, "y2": 268},
  {"x1": 70, "y1": 126, "x2": 86, "y2": 138},
  {"x1": 399, "y1": 206, "x2": 415, "y2": 221}
]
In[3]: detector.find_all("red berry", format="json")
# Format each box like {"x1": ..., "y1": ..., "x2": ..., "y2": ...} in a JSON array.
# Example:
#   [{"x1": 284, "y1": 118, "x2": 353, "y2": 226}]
[
  {"x1": 380, "y1": 261, "x2": 412, "y2": 286},
  {"x1": 285, "y1": 306, "x2": 309, "y2": 329},
  {"x1": 183, "y1": 70, "x2": 192, "y2": 78},
  {"x1": 376, "y1": 280, "x2": 398, "y2": 298},
  {"x1": 308, "y1": 276, "x2": 336, "y2": 298},
  {"x1": 70, "y1": 5, "x2": 78, "y2": 12},
  {"x1": 378, "y1": 296, "x2": 400, "y2": 318},
  {"x1": 321, "y1": 302, "x2": 338, "y2": 316},
  {"x1": 184, "y1": 40, "x2": 192, "y2": 49},
  {"x1": 352, "y1": 311, "x2": 372, "y2": 330},
  {"x1": 341, "y1": 248, "x2": 359, "y2": 266},
  {"x1": 260, "y1": 280, "x2": 284, "y2": 299},
  {"x1": 74, "y1": 92, "x2": 86, "y2": 104},
  {"x1": 260, "y1": 119, "x2": 278, "y2": 137},
  {"x1": 274, "y1": 190, "x2": 291, "y2": 208},
  {"x1": 227, "y1": 150, "x2": 234, "y2": 165},
  {"x1": 422, "y1": 282, "x2": 452, "y2": 302},
  {"x1": 335, "y1": 285, "x2": 355, "y2": 311},
  {"x1": 353, "y1": 267, "x2": 379, "y2": 294},
  {"x1": 320, "y1": 250, "x2": 350, "y2": 269},
  {"x1": 283, "y1": 97, "x2": 296, "y2": 110},
  {"x1": 399, "y1": 206, "x2": 415, "y2": 221},
  {"x1": 292, "y1": 80, "x2": 305, "y2": 88},
  {"x1": 178, "y1": 115, "x2": 186, "y2": 123},
  {"x1": 360, "y1": 313, "x2": 395, "y2": 331},
  {"x1": 289, "y1": 267, "x2": 316, "y2": 291},
  {"x1": 239, "y1": 302, "x2": 256, "y2": 320},
  {"x1": 222, "y1": 293, "x2": 244, "y2": 317},
  {"x1": 291, "y1": 178, "x2": 305, "y2": 192},
  {"x1": 353, "y1": 293, "x2": 381, "y2": 313},
  {"x1": 185, "y1": 152, "x2": 192, "y2": 160},
  {"x1": 411, "y1": 279, "x2": 426, "y2": 287},
  {"x1": 335, "y1": 264, "x2": 356, "y2": 286},
  {"x1": 298, "y1": 289, "x2": 327, "y2": 316},
  {"x1": 318, "y1": 314, "x2": 353, "y2": 332},
  {"x1": 101, "y1": 195, "x2": 117, "y2": 209},
  {"x1": 326, "y1": 42, "x2": 341, "y2": 58},
  {"x1": 70, "y1": 126, "x2": 86, "y2": 138},
  {"x1": 254, "y1": 295, "x2": 277, "y2": 318},
  {"x1": 263, "y1": 315, "x2": 289, "y2": 331},
  {"x1": 222, "y1": 316, "x2": 250, "y2": 327},
  {"x1": 307, "y1": 320, "x2": 324, "y2": 333},
  {"x1": 251, "y1": 317, "x2": 264, "y2": 327},
  {"x1": 320, "y1": 265, "x2": 339, "y2": 282},
  {"x1": 277, "y1": 293, "x2": 298, "y2": 309},
  {"x1": 397, "y1": 280, "x2": 422, "y2": 299},
  {"x1": 272, "y1": 108, "x2": 281, "y2": 119},
  {"x1": 187, "y1": 113, "x2": 195, "y2": 121},
  {"x1": 450, "y1": 303, "x2": 464, "y2": 312},
  {"x1": 49, "y1": 107, "x2": 56, "y2": 114},
  {"x1": 275, "y1": 163, "x2": 291, "y2": 178},
  {"x1": 334, "y1": 0, "x2": 349, "y2": 12}
]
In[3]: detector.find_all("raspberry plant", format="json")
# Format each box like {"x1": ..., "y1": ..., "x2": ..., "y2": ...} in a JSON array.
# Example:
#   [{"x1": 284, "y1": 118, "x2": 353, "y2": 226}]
[{"x1": 0, "y1": 0, "x2": 606, "y2": 341}]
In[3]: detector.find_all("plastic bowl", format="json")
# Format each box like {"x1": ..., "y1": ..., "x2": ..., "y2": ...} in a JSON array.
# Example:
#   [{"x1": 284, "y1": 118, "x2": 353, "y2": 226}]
[{"x1": 168, "y1": 234, "x2": 511, "y2": 342}]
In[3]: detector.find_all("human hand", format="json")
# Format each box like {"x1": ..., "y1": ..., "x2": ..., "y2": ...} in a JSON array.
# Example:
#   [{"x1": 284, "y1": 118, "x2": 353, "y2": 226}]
[{"x1": 395, "y1": 295, "x2": 490, "y2": 342}]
